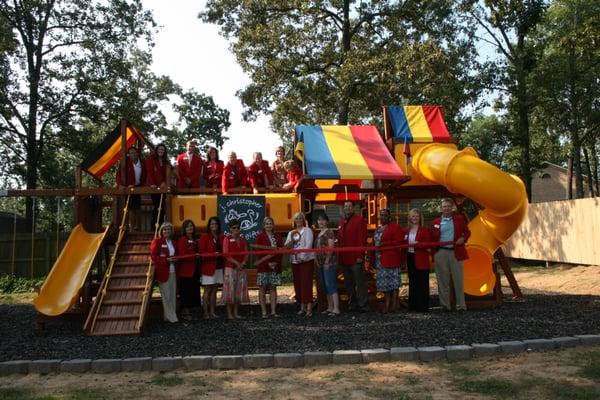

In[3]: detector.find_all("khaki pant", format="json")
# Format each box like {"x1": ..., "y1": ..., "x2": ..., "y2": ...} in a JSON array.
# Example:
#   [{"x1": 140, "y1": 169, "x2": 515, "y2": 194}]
[
  {"x1": 159, "y1": 271, "x2": 178, "y2": 322},
  {"x1": 341, "y1": 262, "x2": 369, "y2": 308},
  {"x1": 434, "y1": 249, "x2": 467, "y2": 311}
]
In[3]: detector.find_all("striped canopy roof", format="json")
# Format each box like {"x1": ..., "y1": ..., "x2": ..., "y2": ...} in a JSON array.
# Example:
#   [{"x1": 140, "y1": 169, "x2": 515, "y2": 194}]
[
  {"x1": 294, "y1": 125, "x2": 404, "y2": 180},
  {"x1": 80, "y1": 122, "x2": 145, "y2": 180},
  {"x1": 386, "y1": 105, "x2": 451, "y2": 143}
]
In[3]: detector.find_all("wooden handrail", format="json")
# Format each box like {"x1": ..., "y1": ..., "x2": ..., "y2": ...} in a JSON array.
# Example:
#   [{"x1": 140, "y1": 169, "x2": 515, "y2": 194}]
[
  {"x1": 136, "y1": 193, "x2": 162, "y2": 332},
  {"x1": 87, "y1": 195, "x2": 130, "y2": 334}
]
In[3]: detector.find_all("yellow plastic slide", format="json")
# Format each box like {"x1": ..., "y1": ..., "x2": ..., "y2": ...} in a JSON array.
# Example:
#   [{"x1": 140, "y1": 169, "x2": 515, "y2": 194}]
[
  {"x1": 33, "y1": 224, "x2": 109, "y2": 316},
  {"x1": 411, "y1": 144, "x2": 528, "y2": 295}
]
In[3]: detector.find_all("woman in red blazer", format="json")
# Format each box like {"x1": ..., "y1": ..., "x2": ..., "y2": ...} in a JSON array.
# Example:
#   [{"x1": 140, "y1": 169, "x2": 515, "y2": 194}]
[
  {"x1": 150, "y1": 222, "x2": 178, "y2": 323},
  {"x1": 373, "y1": 208, "x2": 403, "y2": 313},
  {"x1": 176, "y1": 220, "x2": 200, "y2": 320},
  {"x1": 145, "y1": 143, "x2": 171, "y2": 226},
  {"x1": 198, "y1": 216, "x2": 224, "y2": 319},
  {"x1": 403, "y1": 208, "x2": 432, "y2": 312},
  {"x1": 254, "y1": 216, "x2": 284, "y2": 318},
  {"x1": 203, "y1": 146, "x2": 224, "y2": 189}
]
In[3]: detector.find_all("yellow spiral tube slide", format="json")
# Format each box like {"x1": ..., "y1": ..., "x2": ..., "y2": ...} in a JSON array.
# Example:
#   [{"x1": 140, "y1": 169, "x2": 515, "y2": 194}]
[{"x1": 411, "y1": 144, "x2": 528, "y2": 295}]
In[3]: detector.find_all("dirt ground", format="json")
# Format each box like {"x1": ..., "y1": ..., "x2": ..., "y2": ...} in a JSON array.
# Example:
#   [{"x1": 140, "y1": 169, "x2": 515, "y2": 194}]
[{"x1": 1, "y1": 264, "x2": 600, "y2": 400}]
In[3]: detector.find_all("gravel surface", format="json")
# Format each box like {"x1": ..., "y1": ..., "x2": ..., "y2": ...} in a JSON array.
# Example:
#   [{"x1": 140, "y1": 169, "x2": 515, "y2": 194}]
[{"x1": 2, "y1": 294, "x2": 600, "y2": 361}]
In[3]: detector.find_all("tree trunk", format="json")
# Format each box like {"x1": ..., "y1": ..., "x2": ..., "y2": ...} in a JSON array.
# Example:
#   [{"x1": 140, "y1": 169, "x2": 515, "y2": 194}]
[
  {"x1": 336, "y1": 0, "x2": 351, "y2": 125},
  {"x1": 583, "y1": 145, "x2": 594, "y2": 197},
  {"x1": 567, "y1": 156, "x2": 573, "y2": 199},
  {"x1": 568, "y1": 47, "x2": 584, "y2": 198}
]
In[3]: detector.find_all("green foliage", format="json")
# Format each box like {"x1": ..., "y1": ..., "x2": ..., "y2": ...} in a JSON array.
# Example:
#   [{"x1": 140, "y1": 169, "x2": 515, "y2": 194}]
[
  {"x1": 0, "y1": 274, "x2": 44, "y2": 294},
  {"x1": 201, "y1": 0, "x2": 480, "y2": 140},
  {"x1": 457, "y1": 377, "x2": 526, "y2": 398}
]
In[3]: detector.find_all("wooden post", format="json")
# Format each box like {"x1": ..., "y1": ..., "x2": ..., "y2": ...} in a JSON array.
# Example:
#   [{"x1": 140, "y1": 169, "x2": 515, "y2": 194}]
[
  {"x1": 120, "y1": 119, "x2": 128, "y2": 186},
  {"x1": 495, "y1": 248, "x2": 523, "y2": 298}
]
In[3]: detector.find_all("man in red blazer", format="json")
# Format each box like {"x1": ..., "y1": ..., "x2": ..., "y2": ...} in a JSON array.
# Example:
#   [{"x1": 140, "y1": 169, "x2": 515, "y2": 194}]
[
  {"x1": 222, "y1": 151, "x2": 248, "y2": 194},
  {"x1": 430, "y1": 198, "x2": 471, "y2": 311},
  {"x1": 248, "y1": 151, "x2": 274, "y2": 194},
  {"x1": 338, "y1": 201, "x2": 369, "y2": 311},
  {"x1": 116, "y1": 146, "x2": 146, "y2": 231},
  {"x1": 176, "y1": 140, "x2": 203, "y2": 189}
]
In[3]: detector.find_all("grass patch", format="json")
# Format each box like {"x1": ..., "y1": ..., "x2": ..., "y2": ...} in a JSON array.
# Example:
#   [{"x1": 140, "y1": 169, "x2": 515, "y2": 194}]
[
  {"x1": 150, "y1": 374, "x2": 185, "y2": 387},
  {"x1": 578, "y1": 351, "x2": 600, "y2": 381},
  {"x1": 368, "y1": 387, "x2": 412, "y2": 399},
  {"x1": 62, "y1": 388, "x2": 116, "y2": 400},
  {"x1": 457, "y1": 378, "x2": 527, "y2": 398},
  {"x1": 546, "y1": 381, "x2": 600, "y2": 400},
  {"x1": 0, "y1": 292, "x2": 36, "y2": 304},
  {"x1": 404, "y1": 375, "x2": 420, "y2": 385},
  {"x1": 447, "y1": 363, "x2": 479, "y2": 378},
  {"x1": 0, "y1": 388, "x2": 35, "y2": 400}
]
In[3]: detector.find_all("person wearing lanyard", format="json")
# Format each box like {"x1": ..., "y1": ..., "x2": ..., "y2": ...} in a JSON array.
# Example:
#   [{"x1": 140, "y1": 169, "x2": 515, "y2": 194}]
[
  {"x1": 404, "y1": 208, "x2": 432, "y2": 312},
  {"x1": 198, "y1": 217, "x2": 225, "y2": 319},
  {"x1": 150, "y1": 222, "x2": 178, "y2": 323},
  {"x1": 431, "y1": 198, "x2": 471, "y2": 311}
]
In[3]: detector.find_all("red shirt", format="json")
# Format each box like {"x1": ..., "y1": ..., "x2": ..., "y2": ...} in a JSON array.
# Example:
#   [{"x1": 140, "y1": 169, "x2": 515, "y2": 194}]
[
  {"x1": 203, "y1": 159, "x2": 224, "y2": 189},
  {"x1": 254, "y1": 231, "x2": 284, "y2": 273},
  {"x1": 222, "y1": 160, "x2": 248, "y2": 193},
  {"x1": 223, "y1": 236, "x2": 248, "y2": 268},
  {"x1": 377, "y1": 223, "x2": 403, "y2": 269},
  {"x1": 176, "y1": 235, "x2": 197, "y2": 278},
  {"x1": 431, "y1": 214, "x2": 471, "y2": 261},
  {"x1": 248, "y1": 160, "x2": 274, "y2": 190},
  {"x1": 402, "y1": 226, "x2": 432, "y2": 270},
  {"x1": 198, "y1": 233, "x2": 224, "y2": 277},
  {"x1": 145, "y1": 156, "x2": 169, "y2": 187},
  {"x1": 150, "y1": 237, "x2": 175, "y2": 282},
  {"x1": 176, "y1": 152, "x2": 203, "y2": 189},
  {"x1": 285, "y1": 165, "x2": 303, "y2": 190},
  {"x1": 116, "y1": 158, "x2": 146, "y2": 187},
  {"x1": 338, "y1": 213, "x2": 367, "y2": 265}
]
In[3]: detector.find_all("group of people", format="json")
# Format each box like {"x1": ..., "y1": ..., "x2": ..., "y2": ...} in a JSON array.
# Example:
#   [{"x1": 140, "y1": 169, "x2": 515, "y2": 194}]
[
  {"x1": 149, "y1": 198, "x2": 470, "y2": 323},
  {"x1": 117, "y1": 141, "x2": 304, "y2": 230}
]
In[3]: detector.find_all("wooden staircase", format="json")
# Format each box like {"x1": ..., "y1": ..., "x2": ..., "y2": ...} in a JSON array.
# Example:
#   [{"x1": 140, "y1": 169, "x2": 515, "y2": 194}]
[
  {"x1": 84, "y1": 194, "x2": 160, "y2": 336},
  {"x1": 84, "y1": 232, "x2": 155, "y2": 335}
]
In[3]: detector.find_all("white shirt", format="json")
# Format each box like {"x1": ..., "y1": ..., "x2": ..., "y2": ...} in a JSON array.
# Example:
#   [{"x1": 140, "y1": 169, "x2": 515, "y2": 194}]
[
  {"x1": 408, "y1": 230, "x2": 417, "y2": 253},
  {"x1": 187, "y1": 152, "x2": 194, "y2": 166},
  {"x1": 166, "y1": 239, "x2": 176, "y2": 273},
  {"x1": 133, "y1": 160, "x2": 142, "y2": 185},
  {"x1": 285, "y1": 227, "x2": 314, "y2": 263}
]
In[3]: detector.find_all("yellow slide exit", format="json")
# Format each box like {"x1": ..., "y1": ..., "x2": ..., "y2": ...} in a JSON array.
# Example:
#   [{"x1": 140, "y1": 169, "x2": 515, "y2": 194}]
[
  {"x1": 411, "y1": 144, "x2": 528, "y2": 295},
  {"x1": 33, "y1": 224, "x2": 109, "y2": 316}
]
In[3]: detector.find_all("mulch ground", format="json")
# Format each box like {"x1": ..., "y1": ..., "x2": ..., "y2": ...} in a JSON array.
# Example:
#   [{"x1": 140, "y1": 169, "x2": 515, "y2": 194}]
[{"x1": 1, "y1": 294, "x2": 600, "y2": 361}]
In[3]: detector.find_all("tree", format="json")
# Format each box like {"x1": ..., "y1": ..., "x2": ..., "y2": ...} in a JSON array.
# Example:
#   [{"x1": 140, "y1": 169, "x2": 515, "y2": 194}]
[
  {"x1": 463, "y1": 0, "x2": 547, "y2": 200},
  {"x1": 0, "y1": 1, "x2": 232, "y2": 229},
  {"x1": 201, "y1": 0, "x2": 480, "y2": 140},
  {"x1": 532, "y1": 0, "x2": 600, "y2": 198},
  {"x1": 0, "y1": 0, "x2": 156, "y2": 226}
]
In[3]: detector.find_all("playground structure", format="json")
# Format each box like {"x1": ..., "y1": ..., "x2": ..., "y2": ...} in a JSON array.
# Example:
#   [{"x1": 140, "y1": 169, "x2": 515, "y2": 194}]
[{"x1": 5, "y1": 105, "x2": 526, "y2": 335}]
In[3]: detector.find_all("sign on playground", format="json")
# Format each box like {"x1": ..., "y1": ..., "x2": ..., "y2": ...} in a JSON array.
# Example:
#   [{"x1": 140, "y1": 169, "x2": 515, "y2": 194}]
[{"x1": 217, "y1": 195, "x2": 265, "y2": 243}]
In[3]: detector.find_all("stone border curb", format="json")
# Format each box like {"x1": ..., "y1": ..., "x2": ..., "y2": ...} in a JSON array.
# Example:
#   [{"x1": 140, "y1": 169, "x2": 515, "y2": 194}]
[{"x1": 1, "y1": 334, "x2": 597, "y2": 375}]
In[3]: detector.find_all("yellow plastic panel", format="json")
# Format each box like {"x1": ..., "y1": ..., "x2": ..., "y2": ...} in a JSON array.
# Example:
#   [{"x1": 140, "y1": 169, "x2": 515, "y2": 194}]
[
  {"x1": 171, "y1": 194, "x2": 300, "y2": 231},
  {"x1": 33, "y1": 224, "x2": 108, "y2": 316},
  {"x1": 394, "y1": 142, "x2": 456, "y2": 186}
]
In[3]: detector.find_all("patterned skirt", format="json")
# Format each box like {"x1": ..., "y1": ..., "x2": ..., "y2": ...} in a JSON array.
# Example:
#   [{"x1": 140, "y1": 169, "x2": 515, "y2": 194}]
[
  {"x1": 257, "y1": 271, "x2": 281, "y2": 287},
  {"x1": 376, "y1": 265, "x2": 402, "y2": 292},
  {"x1": 222, "y1": 268, "x2": 250, "y2": 304}
]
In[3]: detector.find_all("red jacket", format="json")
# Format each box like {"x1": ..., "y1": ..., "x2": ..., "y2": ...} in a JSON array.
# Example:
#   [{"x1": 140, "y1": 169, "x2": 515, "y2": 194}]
[
  {"x1": 402, "y1": 227, "x2": 432, "y2": 270},
  {"x1": 248, "y1": 160, "x2": 274, "y2": 190},
  {"x1": 116, "y1": 159, "x2": 146, "y2": 187},
  {"x1": 377, "y1": 223, "x2": 403, "y2": 269},
  {"x1": 222, "y1": 160, "x2": 248, "y2": 193},
  {"x1": 254, "y1": 231, "x2": 284, "y2": 273},
  {"x1": 176, "y1": 152, "x2": 203, "y2": 189},
  {"x1": 223, "y1": 236, "x2": 248, "y2": 268},
  {"x1": 285, "y1": 165, "x2": 303, "y2": 190},
  {"x1": 338, "y1": 213, "x2": 367, "y2": 265},
  {"x1": 203, "y1": 159, "x2": 224, "y2": 189},
  {"x1": 198, "y1": 233, "x2": 224, "y2": 277},
  {"x1": 431, "y1": 214, "x2": 471, "y2": 261},
  {"x1": 145, "y1": 156, "x2": 169, "y2": 187},
  {"x1": 150, "y1": 237, "x2": 176, "y2": 283},
  {"x1": 176, "y1": 235, "x2": 198, "y2": 278}
]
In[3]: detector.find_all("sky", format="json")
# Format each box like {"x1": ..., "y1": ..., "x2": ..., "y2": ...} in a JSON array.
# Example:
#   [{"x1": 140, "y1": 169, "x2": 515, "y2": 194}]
[{"x1": 145, "y1": 0, "x2": 283, "y2": 163}]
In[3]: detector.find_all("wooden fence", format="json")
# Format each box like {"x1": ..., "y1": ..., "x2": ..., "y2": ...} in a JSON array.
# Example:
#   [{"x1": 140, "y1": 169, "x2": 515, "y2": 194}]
[
  {"x1": 503, "y1": 197, "x2": 600, "y2": 265},
  {"x1": 0, "y1": 232, "x2": 71, "y2": 278}
]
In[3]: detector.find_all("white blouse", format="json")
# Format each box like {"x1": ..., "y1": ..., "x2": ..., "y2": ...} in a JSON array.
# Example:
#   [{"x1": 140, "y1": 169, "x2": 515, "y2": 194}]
[
  {"x1": 285, "y1": 227, "x2": 314, "y2": 264},
  {"x1": 166, "y1": 239, "x2": 176, "y2": 273}
]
